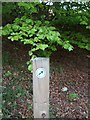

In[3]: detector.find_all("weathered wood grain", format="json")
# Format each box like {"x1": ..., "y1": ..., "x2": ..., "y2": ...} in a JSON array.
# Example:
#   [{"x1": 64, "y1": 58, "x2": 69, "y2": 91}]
[{"x1": 33, "y1": 57, "x2": 49, "y2": 118}]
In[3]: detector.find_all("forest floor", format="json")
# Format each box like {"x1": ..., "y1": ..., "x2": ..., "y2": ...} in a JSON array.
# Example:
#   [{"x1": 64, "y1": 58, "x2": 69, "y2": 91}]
[{"x1": 2, "y1": 39, "x2": 89, "y2": 119}]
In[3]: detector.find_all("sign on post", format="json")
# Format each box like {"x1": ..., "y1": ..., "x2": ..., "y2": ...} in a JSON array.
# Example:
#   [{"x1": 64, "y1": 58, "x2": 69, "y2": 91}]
[{"x1": 33, "y1": 57, "x2": 49, "y2": 118}]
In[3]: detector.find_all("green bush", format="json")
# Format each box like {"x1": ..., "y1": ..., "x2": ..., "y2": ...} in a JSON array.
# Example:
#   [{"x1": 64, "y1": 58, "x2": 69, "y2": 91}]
[
  {"x1": 1, "y1": 2, "x2": 90, "y2": 71},
  {"x1": 2, "y1": 16, "x2": 73, "y2": 71}
]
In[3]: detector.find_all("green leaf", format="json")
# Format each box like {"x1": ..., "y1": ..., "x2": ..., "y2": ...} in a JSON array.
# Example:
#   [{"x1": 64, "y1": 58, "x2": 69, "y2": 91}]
[
  {"x1": 29, "y1": 51, "x2": 33, "y2": 56},
  {"x1": 37, "y1": 44, "x2": 48, "y2": 51},
  {"x1": 35, "y1": 20, "x2": 42, "y2": 26},
  {"x1": 34, "y1": 37, "x2": 39, "y2": 42},
  {"x1": 30, "y1": 47, "x2": 39, "y2": 53},
  {"x1": 37, "y1": 34, "x2": 45, "y2": 39},
  {"x1": 63, "y1": 41, "x2": 73, "y2": 51},
  {"x1": 28, "y1": 64, "x2": 32, "y2": 72},
  {"x1": 14, "y1": 18, "x2": 20, "y2": 24},
  {"x1": 12, "y1": 24, "x2": 20, "y2": 31},
  {"x1": 49, "y1": 26, "x2": 56, "y2": 30},
  {"x1": 44, "y1": 21, "x2": 50, "y2": 25},
  {"x1": 50, "y1": 46, "x2": 57, "y2": 51},
  {"x1": 19, "y1": 31, "x2": 28, "y2": 37},
  {"x1": 2, "y1": 29, "x2": 10, "y2": 36},
  {"x1": 26, "y1": 19, "x2": 33, "y2": 24},
  {"x1": 4, "y1": 71, "x2": 12, "y2": 77},
  {"x1": 22, "y1": 39, "x2": 34, "y2": 45},
  {"x1": 68, "y1": 46, "x2": 73, "y2": 51},
  {"x1": 20, "y1": 26, "x2": 28, "y2": 32},
  {"x1": 86, "y1": 26, "x2": 90, "y2": 29},
  {"x1": 86, "y1": 44, "x2": 90, "y2": 50},
  {"x1": 80, "y1": 21, "x2": 87, "y2": 25},
  {"x1": 68, "y1": 93, "x2": 79, "y2": 101},
  {"x1": 8, "y1": 35, "x2": 22, "y2": 41}
]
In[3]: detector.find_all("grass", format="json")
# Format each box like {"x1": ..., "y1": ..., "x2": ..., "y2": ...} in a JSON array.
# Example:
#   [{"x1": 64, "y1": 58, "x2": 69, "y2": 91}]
[{"x1": 68, "y1": 93, "x2": 79, "y2": 102}]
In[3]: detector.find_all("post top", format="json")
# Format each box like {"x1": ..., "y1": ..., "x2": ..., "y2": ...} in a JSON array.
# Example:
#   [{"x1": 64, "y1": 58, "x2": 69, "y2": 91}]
[{"x1": 33, "y1": 57, "x2": 49, "y2": 61}]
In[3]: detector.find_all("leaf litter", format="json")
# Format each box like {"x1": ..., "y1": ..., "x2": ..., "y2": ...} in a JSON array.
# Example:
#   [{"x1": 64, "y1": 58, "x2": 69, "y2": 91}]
[{"x1": 2, "y1": 41, "x2": 89, "y2": 119}]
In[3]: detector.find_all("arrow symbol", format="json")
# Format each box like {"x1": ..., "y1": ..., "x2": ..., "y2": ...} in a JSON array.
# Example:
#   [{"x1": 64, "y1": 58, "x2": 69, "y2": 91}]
[{"x1": 39, "y1": 71, "x2": 43, "y2": 75}]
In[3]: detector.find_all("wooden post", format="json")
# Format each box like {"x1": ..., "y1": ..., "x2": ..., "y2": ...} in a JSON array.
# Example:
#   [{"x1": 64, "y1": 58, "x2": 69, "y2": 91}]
[{"x1": 33, "y1": 57, "x2": 49, "y2": 118}]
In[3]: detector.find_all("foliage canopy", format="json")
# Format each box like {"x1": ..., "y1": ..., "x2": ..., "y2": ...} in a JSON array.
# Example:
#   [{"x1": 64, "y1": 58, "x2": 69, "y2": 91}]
[{"x1": 1, "y1": 2, "x2": 90, "y2": 71}]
